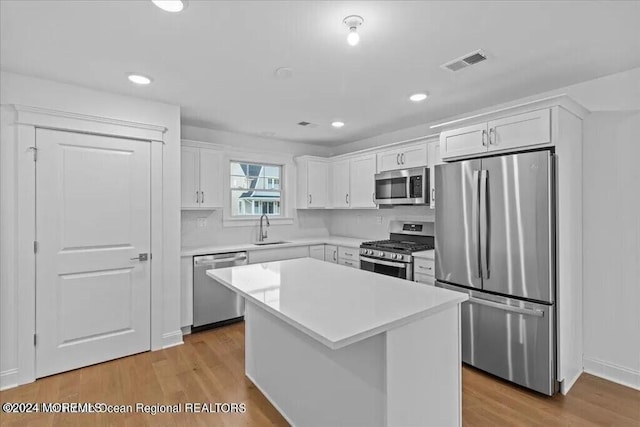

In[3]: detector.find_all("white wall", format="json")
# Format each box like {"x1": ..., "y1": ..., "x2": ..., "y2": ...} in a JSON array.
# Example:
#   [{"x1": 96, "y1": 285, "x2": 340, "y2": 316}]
[
  {"x1": 582, "y1": 111, "x2": 640, "y2": 389},
  {"x1": 0, "y1": 71, "x2": 182, "y2": 389},
  {"x1": 328, "y1": 207, "x2": 435, "y2": 241}
]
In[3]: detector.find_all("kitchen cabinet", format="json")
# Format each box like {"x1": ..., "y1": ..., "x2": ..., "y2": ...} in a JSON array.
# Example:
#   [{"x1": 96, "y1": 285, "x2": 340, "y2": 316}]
[
  {"x1": 297, "y1": 157, "x2": 329, "y2": 209},
  {"x1": 377, "y1": 141, "x2": 428, "y2": 172},
  {"x1": 309, "y1": 245, "x2": 325, "y2": 261},
  {"x1": 427, "y1": 140, "x2": 444, "y2": 209},
  {"x1": 180, "y1": 256, "x2": 194, "y2": 327},
  {"x1": 338, "y1": 246, "x2": 360, "y2": 269},
  {"x1": 414, "y1": 257, "x2": 435, "y2": 286},
  {"x1": 440, "y1": 108, "x2": 551, "y2": 160},
  {"x1": 181, "y1": 145, "x2": 223, "y2": 209},
  {"x1": 248, "y1": 246, "x2": 310, "y2": 264},
  {"x1": 330, "y1": 160, "x2": 351, "y2": 208},
  {"x1": 324, "y1": 245, "x2": 338, "y2": 263},
  {"x1": 349, "y1": 154, "x2": 376, "y2": 208}
]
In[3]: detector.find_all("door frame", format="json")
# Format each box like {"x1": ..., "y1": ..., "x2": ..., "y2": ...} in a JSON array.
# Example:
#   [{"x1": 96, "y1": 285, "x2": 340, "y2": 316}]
[{"x1": 9, "y1": 104, "x2": 167, "y2": 385}]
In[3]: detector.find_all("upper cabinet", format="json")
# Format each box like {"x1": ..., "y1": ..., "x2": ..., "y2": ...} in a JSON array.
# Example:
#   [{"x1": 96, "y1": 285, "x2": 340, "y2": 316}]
[
  {"x1": 298, "y1": 154, "x2": 377, "y2": 210},
  {"x1": 377, "y1": 141, "x2": 428, "y2": 172},
  {"x1": 331, "y1": 159, "x2": 351, "y2": 208},
  {"x1": 349, "y1": 154, "x2": 376, "y2": 209},
  {"x1": 440, "y1": 109, "x2": 551, "y2": 160},
  {"x1": 181, "y1": 145, "x2": 223, "y2": 210},
  {"x1": 296, "y1": 157, "x2": 329, "y2": 209}
]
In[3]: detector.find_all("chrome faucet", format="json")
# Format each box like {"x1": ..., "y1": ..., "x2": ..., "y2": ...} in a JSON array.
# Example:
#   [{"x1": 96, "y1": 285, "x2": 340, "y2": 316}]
[{"x1": 259, "y1": 214, "x2": 270, "y2": 242}]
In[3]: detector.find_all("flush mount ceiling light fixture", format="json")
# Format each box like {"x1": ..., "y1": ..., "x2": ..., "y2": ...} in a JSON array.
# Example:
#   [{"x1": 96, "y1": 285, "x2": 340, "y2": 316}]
[
  {"x1": 409, "y1": 93, "x2": 429, "y2": 102},
  {"x1": 343, "y1": 15, "x2": 364, "y2": 46},
  {"x1": 331, "y1": 121, "x2": 345, "y2": 128},
  {"x1": 127, "y1": 73, "x2": 153, "y2": 85},
  {"x1": 151, "y1": 0, "x2": 187, "y2": 13}
]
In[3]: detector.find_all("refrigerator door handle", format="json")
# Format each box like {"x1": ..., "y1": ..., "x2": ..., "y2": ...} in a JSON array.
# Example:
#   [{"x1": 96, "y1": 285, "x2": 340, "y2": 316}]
[
  {"x1": 468, "y1": 296, "x2": 545, "y2": 317},
  {"x1": 472, "y1": 170, "x2": 481, "y2": 278},
  {"x1": 479, "y1": 169, "x2": 490, "y2": 279}
]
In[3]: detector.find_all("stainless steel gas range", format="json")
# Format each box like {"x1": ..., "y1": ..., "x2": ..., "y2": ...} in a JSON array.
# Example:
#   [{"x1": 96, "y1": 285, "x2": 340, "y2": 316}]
[{"x1": 359, "y1": 220, "x2": 434, "y2": 281}]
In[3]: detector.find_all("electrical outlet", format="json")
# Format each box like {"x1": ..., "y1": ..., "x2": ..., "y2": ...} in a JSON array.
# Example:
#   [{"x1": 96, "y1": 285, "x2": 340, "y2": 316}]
[
  {"x1": 197, "y1": 218, "x2": 207, "y2": 228},
  {"x1": 376, "y1": 216, "x2": 382, "y2": 225}
]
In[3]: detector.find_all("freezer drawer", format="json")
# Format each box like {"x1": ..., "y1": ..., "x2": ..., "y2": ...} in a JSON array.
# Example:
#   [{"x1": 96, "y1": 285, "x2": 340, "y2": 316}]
[{"x1": 438, "y1": 282, "x2": 557, "y2": 395}]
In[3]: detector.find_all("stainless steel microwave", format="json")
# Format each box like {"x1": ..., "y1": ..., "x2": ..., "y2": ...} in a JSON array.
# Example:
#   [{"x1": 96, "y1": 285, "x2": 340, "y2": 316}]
[{"x1": 374, "y1": 167, "x2": 430, "y2": 206}]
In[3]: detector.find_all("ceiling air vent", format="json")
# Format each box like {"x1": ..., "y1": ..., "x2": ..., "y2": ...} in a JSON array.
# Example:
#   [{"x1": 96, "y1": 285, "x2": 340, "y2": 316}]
[
  {"x1": 441, "y1": 49, "x2": 487, "y2": 72},
  {"x1": 297, "y1": 121, "x2": 317, "y2": 128}
]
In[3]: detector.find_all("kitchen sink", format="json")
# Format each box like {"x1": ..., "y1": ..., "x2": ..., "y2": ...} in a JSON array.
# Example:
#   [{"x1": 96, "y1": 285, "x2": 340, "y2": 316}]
[{"x1": 253, "y1": 241, "x2": 290, "y2": 246}]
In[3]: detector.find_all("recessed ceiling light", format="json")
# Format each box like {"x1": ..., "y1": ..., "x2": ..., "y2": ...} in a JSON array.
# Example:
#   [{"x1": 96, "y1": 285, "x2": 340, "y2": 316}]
[
  {"x1": 409, "y1": 93, "x2": 428, "y2": 102},
  {"x1": 127, "y1": 74, "x2": 153, "y2": 85},
  {"x1": 151, "y1": 0, "x2": 187, "y2": 13},
  {"x1": 331, "y1": 121, "x2": 345, "y2": 128}
]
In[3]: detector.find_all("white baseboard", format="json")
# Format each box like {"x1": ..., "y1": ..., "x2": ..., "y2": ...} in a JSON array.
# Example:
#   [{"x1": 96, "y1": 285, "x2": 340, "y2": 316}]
[
  {"x1": 161, "y1": 330, "x2": 184, "y2": 349},
  {"x1": 0, "y1": 369, "x2": 18, "y2": 391},
  {"x1": 560, "y1": 368, "x2": 582, "y2": 395},
  {"x1": 583, "y1": 357, "x2": 640, "y2": 391},
  {"x1": 181, "y1": 326, "x2": 192, "y2": 336}
]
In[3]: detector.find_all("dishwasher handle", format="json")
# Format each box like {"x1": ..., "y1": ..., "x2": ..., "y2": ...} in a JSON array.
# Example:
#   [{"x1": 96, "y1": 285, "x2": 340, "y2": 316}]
[{"x1": 194, "y1": 253, "x2": 247, "y2": 267}]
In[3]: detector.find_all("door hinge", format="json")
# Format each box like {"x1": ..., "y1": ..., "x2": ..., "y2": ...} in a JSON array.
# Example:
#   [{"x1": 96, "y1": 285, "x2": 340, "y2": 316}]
[
  {"x1": 28, "y1": 146, "x2": 38, "y2": 162},
  {"x1": 33, "y1": 241, "x2": 38, "y2": 253},
  {"x1": 34, "y1": 334, "x2": 37, "y2": 346}
]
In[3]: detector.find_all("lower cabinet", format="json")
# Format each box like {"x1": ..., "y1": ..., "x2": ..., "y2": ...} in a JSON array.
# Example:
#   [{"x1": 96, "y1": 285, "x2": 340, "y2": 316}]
[
  {"x1": 414, "y1": 257, "x2": 435, "y2": 286},
  {"x1": 248, "y1": 246, "x2": 310, "y2": 264},
  {"x1": 338, "y1": 246, "x2": 360, "y2": 269},
  {"x1": 309, "y1": 245, "x2": 325, "y2": 261},
  {"x1": 324, "y1": 245, "x2": 338, "y2": 263},
  {"x1": 180, "y1": 256, "x2": 193, "y2": 328}
]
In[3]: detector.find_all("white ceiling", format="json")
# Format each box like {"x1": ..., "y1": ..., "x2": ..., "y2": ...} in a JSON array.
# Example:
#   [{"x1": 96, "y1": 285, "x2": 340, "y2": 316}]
[{"x1": 1, "y1": 1, "x2": 639, "y2": 146}]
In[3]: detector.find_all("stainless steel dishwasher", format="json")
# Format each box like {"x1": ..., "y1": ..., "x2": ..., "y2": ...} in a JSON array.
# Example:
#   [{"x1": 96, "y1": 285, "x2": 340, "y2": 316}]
[{"x1": 193, "y1": 252, "x2": 247, "y2": 331}]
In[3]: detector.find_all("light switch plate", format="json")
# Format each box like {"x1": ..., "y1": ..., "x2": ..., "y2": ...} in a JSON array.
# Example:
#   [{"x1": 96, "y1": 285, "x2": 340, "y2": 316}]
[{"x1": 376, "y1": 216, "x2": 382, "y2": 225}]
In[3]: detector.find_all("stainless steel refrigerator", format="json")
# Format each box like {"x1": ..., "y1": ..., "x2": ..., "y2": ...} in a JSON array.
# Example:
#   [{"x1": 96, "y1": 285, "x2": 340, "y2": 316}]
[{"x1": 435, "y1": 150, "x2": 557, "y2": 395}]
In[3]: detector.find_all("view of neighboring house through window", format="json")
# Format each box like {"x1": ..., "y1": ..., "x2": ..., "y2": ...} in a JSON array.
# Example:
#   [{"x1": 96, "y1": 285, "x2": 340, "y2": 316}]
[{"x1": 230, "y1": 162, "x2": 282, "y2": 216}]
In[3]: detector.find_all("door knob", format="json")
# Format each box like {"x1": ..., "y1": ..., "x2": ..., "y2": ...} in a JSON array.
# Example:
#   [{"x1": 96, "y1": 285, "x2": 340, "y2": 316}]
[{"x1": 130, "y1": 253, "x2": 149, "y2": 262}]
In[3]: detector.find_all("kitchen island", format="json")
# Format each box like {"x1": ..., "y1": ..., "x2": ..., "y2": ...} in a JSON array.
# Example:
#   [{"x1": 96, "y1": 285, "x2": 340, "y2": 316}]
[{"x1": 207, "y1": 258, "x2": 468, "y2": 427}]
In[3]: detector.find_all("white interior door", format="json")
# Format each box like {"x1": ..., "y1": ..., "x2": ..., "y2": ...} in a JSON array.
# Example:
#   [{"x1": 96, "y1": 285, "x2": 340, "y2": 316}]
[{"x1": 35, "y1": 128, "x2": 151, "y2": 378}]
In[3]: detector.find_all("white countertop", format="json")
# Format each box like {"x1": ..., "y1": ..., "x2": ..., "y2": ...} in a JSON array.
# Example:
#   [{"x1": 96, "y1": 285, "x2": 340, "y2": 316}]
[
  {"x1": 413, "y1": 249, "x2": 435, "y2": 260},
  {"x1": 181, "y1": 236, "x2": 366, "y2": 257},
  {"x1": 207, "y1": 258, "x2": 467, "y2": 350}
]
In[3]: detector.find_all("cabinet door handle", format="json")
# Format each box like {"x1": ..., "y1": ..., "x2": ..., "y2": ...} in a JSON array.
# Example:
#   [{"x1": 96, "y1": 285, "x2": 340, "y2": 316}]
[
  {"x1": 344, "y1": 252, "x2": 353, "y2": 256},
  {"x1": 346, "y1": 194, "x2": 349, "y2": 204},
  {"x1": 309, "y1": 194, "x2": 312, "y2": 205},
  {"x1": 201, "y1": 191, "x2": 204, "y2": 203},
  {"x1": 196, "y1": 191, "x2": 199, "y2": 203},
  {"x1": 396, "y1": 153, "x2": 400, "y2": 165},
  {"x1": 333, "y1": 250, "x2": 337, "y2": 261},
  {"x1": 401, "y1": 153, "x2": 405, "y2": 164},
  {"x1": 482, "y1": 129, "x2": 487, "y2": 146},
  {"x1": 489, "y1": 128, "x2": 496, "y2": 145},
  {"x1": 372, "y1": 192, "x2": 375, "y2": 202},
  {"x1": 431, "y1": 188, "x2": 435, "y2": 202}
]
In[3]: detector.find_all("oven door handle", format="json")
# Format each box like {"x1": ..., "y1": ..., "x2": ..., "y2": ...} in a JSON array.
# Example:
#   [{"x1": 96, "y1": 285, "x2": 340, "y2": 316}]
[{"x1": 360, "y1": 256, "x2": 407, "y2": 269}]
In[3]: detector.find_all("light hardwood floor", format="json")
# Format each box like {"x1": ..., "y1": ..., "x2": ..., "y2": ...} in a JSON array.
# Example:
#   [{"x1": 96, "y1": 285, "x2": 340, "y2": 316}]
[{"x1": 1, "y1": 322, "x2": 638, "y2": 426}]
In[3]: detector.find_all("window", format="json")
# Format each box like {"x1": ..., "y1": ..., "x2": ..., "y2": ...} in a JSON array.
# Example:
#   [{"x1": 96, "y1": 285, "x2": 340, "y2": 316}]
[{"x1": 230, "y1": 162, "x2": 282, "y2": 217}]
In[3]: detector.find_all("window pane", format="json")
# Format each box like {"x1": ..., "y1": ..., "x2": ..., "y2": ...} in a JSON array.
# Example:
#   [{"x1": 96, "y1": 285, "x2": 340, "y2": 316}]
[{"x1": 231, "y1": 190, "x2": 281, "y2": 216}]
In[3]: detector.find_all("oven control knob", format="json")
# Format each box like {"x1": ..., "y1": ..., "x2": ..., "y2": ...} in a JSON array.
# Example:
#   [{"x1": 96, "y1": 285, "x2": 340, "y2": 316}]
[
  {"x1": 366, "y1": 250, "x2": 372, "y2": 255},
  {"x1": 378, "y1": 251, "x2": 385, "y2": 257},
  {"x1": 393, "y1": 254, "x2": 400, "y2": 260}
]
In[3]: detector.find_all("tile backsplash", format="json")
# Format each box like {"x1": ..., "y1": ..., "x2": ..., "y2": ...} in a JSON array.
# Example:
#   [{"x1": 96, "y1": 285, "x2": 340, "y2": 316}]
[{"x1": 328, "y1": 206, "x2": 436, "y2": 240}]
